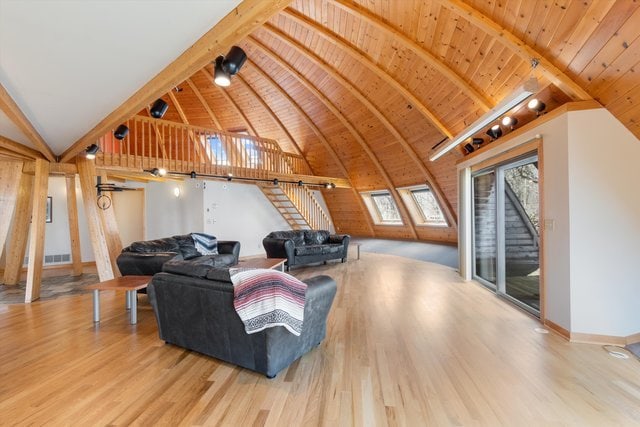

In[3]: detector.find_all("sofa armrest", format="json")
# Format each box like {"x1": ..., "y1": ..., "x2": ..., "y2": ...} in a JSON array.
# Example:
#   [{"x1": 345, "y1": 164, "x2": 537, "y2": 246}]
[
  {"x1": 217, "y1": 240, "x2": 241, "y2": 263},
  {"x1": 328, "y1": 234, "x2": 350, "y2": 245},
  {"x1": 116, "y1": 252, "x2": 179, "y2": 276},
  {"x1": 262, "y1": 237, "x2": 295, "y2": 261}
]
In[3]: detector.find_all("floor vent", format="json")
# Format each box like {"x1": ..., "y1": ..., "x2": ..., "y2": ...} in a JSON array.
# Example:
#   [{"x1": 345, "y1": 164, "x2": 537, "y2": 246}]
[{"x1": 23, "y1": 254, "x2": 72, "y2": 265}]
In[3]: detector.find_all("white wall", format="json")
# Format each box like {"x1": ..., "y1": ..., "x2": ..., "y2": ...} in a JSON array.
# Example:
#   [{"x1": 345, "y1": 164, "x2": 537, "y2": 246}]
[
  {"x1": 568, "y1": 109, "x2": 640, "y2": 336},
  {"x1": 144, "y1": 179, "x2": 203, "y2": 240},
  {"x1": 202, "y1": 180, "x2": 291, "y2": 256}
]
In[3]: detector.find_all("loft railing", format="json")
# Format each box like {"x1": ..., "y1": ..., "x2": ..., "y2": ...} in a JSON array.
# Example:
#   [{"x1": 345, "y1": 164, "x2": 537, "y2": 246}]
[
  {"x1": 280, "y1": 183, "x2": 332, "y2": 231},
  {"x1": 94, "y1": 116, "x2": 312, "y2": 177}
]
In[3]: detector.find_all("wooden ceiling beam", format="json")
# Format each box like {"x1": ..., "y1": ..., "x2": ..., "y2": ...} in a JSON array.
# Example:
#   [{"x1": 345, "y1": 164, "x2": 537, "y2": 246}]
[
  {"x1": 261, "y1": 26, "x2": 457, "y2": 227},
  {"x1": 186, "y1": 78, "x2": 224, "y2": 129},
  {"x1": 0, "y1": 83, "x2": 56, "y2": 162},
  {"x1": 325, "y1": 0, "x2": 493, "y2": 111},
  {"x1": 242, "y1": 54, "x2": 374, "y2": 235},
  {"x1": 434, "y1": 0, "x2": 592, "y2": 101},
  {"x1": 0, "y1": 134, "x2": 45, "y2": 160},
  {"x1": 248, "y1": 36, "x2": 418, "y2": 238},
  {"x1": 59, "y1": 0, "x2": 292, "y2": 163}
]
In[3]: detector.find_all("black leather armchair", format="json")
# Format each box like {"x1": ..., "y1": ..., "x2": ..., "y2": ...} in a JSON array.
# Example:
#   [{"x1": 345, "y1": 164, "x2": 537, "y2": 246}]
[{"x1": 263, "y1": 230, "x2": 350, "y2": 270}]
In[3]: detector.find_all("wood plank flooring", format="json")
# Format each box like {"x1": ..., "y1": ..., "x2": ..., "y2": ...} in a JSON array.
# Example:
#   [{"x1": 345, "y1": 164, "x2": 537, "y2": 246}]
[{"x1": 1, "y1": 253, "x2": 639, "y2": 425}]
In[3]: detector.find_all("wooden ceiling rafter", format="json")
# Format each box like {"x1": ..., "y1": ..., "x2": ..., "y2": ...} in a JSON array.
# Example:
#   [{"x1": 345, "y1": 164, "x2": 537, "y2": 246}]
[
  {"x1": 186, "y1": 79, "x2": 224, "y2": 129},
  {"x1": 280, "y1": 8, "x2": 460, "y2": 137},
  {"x1": 248, "y1": 36, "x2": 419, "y2": 239},
  {"x1": 434, "y1": 0, "x2": 592, "y2": 101},
  {"x1": 0, "y1": 134, "x2": 45, "y2": 160},
  {"x1": 0, "y1": 83, "x2": 56, "y2": 162},
  {"x1": 59, "y1": 0, "x2": 292, "y2": 163},
  {"x1": 262, "y1": 25, "x2": 457, "y2": 227},
  {"x1": 325, "y1": 0, "x2": 493, "y2": 111},
  {"x1": 242, "y1": 55, "x2": 374, "y2": 235}
]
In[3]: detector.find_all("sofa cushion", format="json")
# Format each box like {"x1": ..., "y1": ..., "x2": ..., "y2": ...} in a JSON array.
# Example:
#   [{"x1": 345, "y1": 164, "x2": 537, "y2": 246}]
[
  {"x1": 269, "y1": 230, "x2": 305, "y2": 246},
  {"x1": 205, "y1": 267, "x2": 233, "y2": 283},
  {"x1": 191, "y1": 233, "x2": 218, "y2": 255},
  {"x1": 322, "y1": 244, "x2": 344, "y2": 255},
  {"x1": 304, "y1": 230, "x2": 330, "y2": 246},
  {"x1": 295, "y1": 245, "x2": 324, "y2": 256},
  {"x1": 162, "y1": 257, "x2": 216, "y2": 278},
  {"x1": 172, "y1": 234, "x2": 200, "y2": 260},
  {"x1": 129, "y1": 238, "x2": 179, "y2": 254}
]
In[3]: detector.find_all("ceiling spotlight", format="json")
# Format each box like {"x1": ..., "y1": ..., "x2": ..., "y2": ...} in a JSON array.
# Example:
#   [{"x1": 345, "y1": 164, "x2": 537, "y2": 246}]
[
  {"x1": 224, "y1": 46, "x2": 247, "y2": 76},
  {"x1": 190, "y1": 171, "x2": 197, "y2": 179},
  {"x1": 158, "y1": 168, "x2": 167, "y2": 176},
  {"x1": 214, "y1": 56, "x2": 231, "y2": 87},
  {"x1": 149, "y1": 168, "x2": 167, "y2": 177},
  {"x1": 463, "y1": 143, "x2": 475, "y2": 154},
  {"x1": 325, "y1": 182, "x2": 333, "y2": 189},
  {"x1": 486, "y1": 124, "x2": 503, "y2": 140},
  {"x1": 527, "y1": 98, "x2": 546, "y2": 115},
  {"x1": 85, "y1": 144, "x2": 99, "y2": 160},
  {"x1": 501, "y1": 116, "x2": 518, "y2": 128},
  {"x1": 272, "y1": 178, "x2": 279, "y2": 185},
  {"x1": 226, "y1": 173, "x2": 233, "y2": 181},
  {"x1": 150, "y1": 99, "x2": 169, "y2": 119},
  {"x1": 298, "y1": 180, "x2": 304, "y2": 186},
  {"x1": 472, "y1": 137, "x2": 484, "y2": 146},
  {"x1": 114, "y1": 124, "x2": 129, "y2": 140}
]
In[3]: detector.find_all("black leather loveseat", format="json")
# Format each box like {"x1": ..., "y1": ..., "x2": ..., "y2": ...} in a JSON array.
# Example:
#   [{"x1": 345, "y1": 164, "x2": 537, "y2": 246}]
[
  {"x1": 262, "y1": 230, "x2": 350, "y2": 271},
  {"x1": 116, "y1": 234, "x2": 240, "y2": 276},
  {"x1": 147, "y1": 262, "x2": 337, "y2": 378}
]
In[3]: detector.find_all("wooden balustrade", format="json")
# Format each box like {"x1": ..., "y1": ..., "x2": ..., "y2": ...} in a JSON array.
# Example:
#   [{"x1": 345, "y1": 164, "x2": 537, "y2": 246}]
[
  {"x1": 95, "y1": 116, "x2": 312, "y2": 178},
  {"x1": 279, "y1": 183, "x2": 332, "y2": 231}
]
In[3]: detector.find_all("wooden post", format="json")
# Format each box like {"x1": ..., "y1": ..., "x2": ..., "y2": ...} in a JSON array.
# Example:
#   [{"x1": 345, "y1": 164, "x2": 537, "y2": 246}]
[
  {"x1": 0, "y1": 160, "x2": 23, "y2": 257},
  {"x1": 25, "y1": 159, "x2": 50, "y2": 303},
  {"x1": 77, "y1": 157, "x2": 115, "y2": 282},
  {"x1": 3, "y1": 173, "x2": 34, "y2": 285},
  {"x1": 65, "y1": 175, "x2": 83, "y2": 276},
  {"x1": 99, "y1": 173, "x2": 123, "y2": 276}
]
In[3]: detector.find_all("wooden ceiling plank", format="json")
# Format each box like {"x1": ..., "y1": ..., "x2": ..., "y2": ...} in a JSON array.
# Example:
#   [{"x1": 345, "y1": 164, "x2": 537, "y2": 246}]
[
  {"x1": 167, "y1": 91, "x2": 207, "y2": 163},
  {"x1": 249, "y1": 35, "x2": 419, "y2": 238},
  {"x1": 0, "y1": 83, "x2": 56, "y2": 162},
  {"x1": 325, "y1": 0, "x2": 493, "y2": 110},
  {"x1": 261, "y1": 25, "x2": 458, "y2": 227},
  {"x1": 59, "y1": 0, "x2": 292, "y2": 163},
  {"x1": 434, "y1": 0, "x2": 592, "y2": 101},
  {"x1": 186, "y1": 79, "x2": 224, "y2": 129},
  {"x1": 0, "y1": 134, "x2": 45, "y2": 160}
]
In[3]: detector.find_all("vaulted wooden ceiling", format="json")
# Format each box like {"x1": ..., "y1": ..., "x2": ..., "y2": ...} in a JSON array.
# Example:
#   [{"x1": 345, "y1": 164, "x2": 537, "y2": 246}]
[{"x1": 4, "y1": 0, "x2": 640, "y2": 243}]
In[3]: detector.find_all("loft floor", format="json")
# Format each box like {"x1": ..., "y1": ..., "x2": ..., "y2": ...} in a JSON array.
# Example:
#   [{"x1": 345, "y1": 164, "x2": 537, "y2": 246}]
[{"x1": 1, "y1": 254, "x2": 639, "y2": 425}]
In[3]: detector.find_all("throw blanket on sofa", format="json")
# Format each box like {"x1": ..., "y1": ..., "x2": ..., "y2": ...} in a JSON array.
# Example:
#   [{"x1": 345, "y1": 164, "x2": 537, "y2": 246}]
[{"x1": 230, "y1": 268, "x2": 307, "y2": 336}]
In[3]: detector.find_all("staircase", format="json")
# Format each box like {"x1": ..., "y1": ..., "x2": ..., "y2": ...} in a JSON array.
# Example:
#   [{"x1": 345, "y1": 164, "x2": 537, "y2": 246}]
[{"x1": 259, "y1": 182, "x2": 332, "y2": 231}]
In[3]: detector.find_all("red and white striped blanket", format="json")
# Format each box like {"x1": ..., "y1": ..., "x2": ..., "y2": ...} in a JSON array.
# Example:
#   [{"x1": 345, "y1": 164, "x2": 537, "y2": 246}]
[{"x1": 230, "y1": 268, "x2": 307, "y2": 336}]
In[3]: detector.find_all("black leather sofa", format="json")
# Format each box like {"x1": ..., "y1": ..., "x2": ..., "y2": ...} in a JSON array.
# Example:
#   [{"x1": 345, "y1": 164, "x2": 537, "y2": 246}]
[
  {"x1": 147, "y1": 262, "x2": 337, "y2": 378},
  {"x1": 262, "y1": 230, "x2": 350, "y2": 271},
  {"x1": 116, "y1": 234, "x2": 240, "y2": 276}
]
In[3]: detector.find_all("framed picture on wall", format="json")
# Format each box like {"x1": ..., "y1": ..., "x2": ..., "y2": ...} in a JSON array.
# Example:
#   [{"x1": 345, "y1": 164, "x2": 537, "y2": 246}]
[{"x1": 46, "y1": 196, "x2": 52, "y2": 223}]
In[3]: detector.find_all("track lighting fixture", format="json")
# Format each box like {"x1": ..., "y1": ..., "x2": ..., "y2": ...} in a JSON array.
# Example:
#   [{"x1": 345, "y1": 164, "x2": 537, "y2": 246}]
[
  {"x1": 472, "y1": 137, "x2": 484, "y2": 147},
  {"x1": 272, "y1": 178, "x2": 279, "y2": 185},
  {"x1": 148, "y1": 167, "x2": 167, "y2": 177},
  {"x1": 527, "y1": 98, "x2": 546, "y2": 115},
  {"x1": 190, "y1": 171, "x2": 197, "y2": 179},
  {"x1": 213, "y1": 46, "x2": 247, "y2": 87},
  {"x1": 463, "y1": 143, "x2": 475, "y2": 154},
  {"x1": 150, "y1": 99, "x2": 169, "y2": 119},
  {"x1": 114, "y1": 124, "x2": 129, "y2": 140},
  {"x1": 325, "y1": 182, "x2": 336, "y2": 189},
  {"x1": 298, "y1": 180, "x2": 304, "y2": 186},
  {"x1": 501, "y1": 116, "x2": 518, "y2": 128},
  {"x1": 486, "y1": 124, "x2": 503, "y2": 140},
  {"x1": 85, "y1": 144, "x2": 99, "y2": 159},
  {"x1": 227, "y1": 173, "x2": 233, "y2": 181}
]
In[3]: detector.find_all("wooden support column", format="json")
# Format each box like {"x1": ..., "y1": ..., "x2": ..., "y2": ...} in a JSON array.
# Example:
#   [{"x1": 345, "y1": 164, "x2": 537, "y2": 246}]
[
  {"x1": 77, "y1": 157, "x2": 115, "y2": 281},
  {"x1": 99, "y1": 172, "x2": 123, "y2": 276},
  {"x1": 3, "y1": 172, "x2": 34, "y2": 285},
  {"x1": 0, "y1": 160, "x2": 23, "y2": 256},
  {"x1": 65, "y1": 175, "x2": 83, "y2": 276},
  {"x1": 24, "y1": 159, "x2": 50, "y2": 303}
]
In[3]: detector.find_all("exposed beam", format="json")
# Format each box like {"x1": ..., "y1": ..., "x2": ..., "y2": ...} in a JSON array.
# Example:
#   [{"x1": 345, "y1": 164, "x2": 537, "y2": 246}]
[
  {"x1": 59, "y1": 0, "x2": 292, "y2": 163},
  {"x1": 22, "y1": 161, "x2": 77, "y2": 176},
  {"x1": 0, "y1": 135, "x2": 45, "y2": 160},
  {"x1": 260, "y1": 27, "x2": 457, "y2": 227},
  {"x1": 325, "y1": 0, "x2": 493, "y2": 110},
  {"x1": 3, "y1": 172, "x2": 34, "y2": 285},
  {"x1": 65, "y1": 176, "x2": 83, "y2": 276},
  {"x1": 186, "y1": 79, "x2": 224, "y2": 129},
  {"x1": 0, "y1": 160, "x2": 23, "y2": 263},
  {"x1": 243, "y1": 57, "x2": 375, "y2": 235},
  {"x1": 248, "y1": 37, "x2": 418, "y2": 238},
  {"x1": 0, "y1": 83, "x2": 56, "y2": 162},
  {"x1": 0, "y1": 148, "x2": 34, "y2": 162},
  {"x1": 24, "y1": 159, "x2": 49, "y2": 302},
  {"x1": 434, "y1": 0, "x2": 592, "y2": 101}
]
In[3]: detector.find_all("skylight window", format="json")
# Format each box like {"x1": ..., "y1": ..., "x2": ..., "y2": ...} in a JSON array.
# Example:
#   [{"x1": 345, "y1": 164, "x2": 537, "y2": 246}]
[
  {"x1": 207, "y1": 136, "x2": 229, "y2": 165},
  {"x1": 361, "y1": 191, "x2": 403, "y2": 225},
  {"x1": 398, "y1": 185, "x2": 448, "y2": 227}
]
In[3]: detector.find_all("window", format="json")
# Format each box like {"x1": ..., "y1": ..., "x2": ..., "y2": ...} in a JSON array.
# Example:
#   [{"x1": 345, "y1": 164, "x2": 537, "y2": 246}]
[
  {"x1": 243, "y1": 139, "x2": 261, "y2": 168},
  {"x1": 361, "y1": 191, "x2": 403, "y2": 225},
  {"x1": 207, "y1": 136, "x2": 229, "y2": 165},
  {"x1": 397, "y1": 185, "x2": 448, "y2": 227}
]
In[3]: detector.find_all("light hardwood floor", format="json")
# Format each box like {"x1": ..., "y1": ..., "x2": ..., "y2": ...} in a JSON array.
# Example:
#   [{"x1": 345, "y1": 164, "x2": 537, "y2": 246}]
[{"x1": 1, "y1": 253, "x2": 639, "y2": 426}]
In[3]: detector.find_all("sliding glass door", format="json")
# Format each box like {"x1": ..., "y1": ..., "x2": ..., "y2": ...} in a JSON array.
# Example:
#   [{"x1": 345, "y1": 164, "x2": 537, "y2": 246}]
[{"x1": 472, "y1": 155, "x2": 540, "y2": 315}]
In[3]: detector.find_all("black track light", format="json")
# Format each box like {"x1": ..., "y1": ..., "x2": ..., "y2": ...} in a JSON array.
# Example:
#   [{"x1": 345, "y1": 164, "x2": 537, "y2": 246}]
[
  {"x1": 298, "y1": 180, "x2": 304, "y2": 187},
  {"x1": 214, "y1": 56, "x2": 231, "y2": 87},
  {"x1": 114, "y1": 124, "x2": 129, "y2": 140},
  {"x1": 472, "y1": 137, "x2": 484, "y2": 146},
  {"x1": 527, "y1": 98, "x2": 546, "y2": 115},
  {"x1": 272, "y1": 178, "x2": 279, "y2": 185},
  {"x1": 148, "y1": 168, "x2": 167, "y2": 177},
  {"x1": 227, "y1": 173, "x2": 233, "y2": 181},
  {"x1": 463, "y1": 143, "x2": 475, "y2": 154},
  {"x1": 501, "y1": 116, "x2": 518, "y2": 128},
  {"x1": 150, "y1": 99, "x2": 169, "y2": 119},
  {"x1": 85, "y1": 144, "x2": 100, "y2": 159},
  {"x1": 224, "y1": 46, "x2": 247, "y2": 76},
  {"x1": 486, "y1": 124, "x2": 503, "y2": 140},
  {"x1": 190, "y1": 171, "x2": 197, "y2": 179}
]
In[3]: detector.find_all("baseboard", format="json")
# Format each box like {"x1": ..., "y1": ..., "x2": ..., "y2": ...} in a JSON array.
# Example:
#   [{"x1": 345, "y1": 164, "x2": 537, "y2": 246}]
[
  {"x1": 543, "y1": 319, "x2": 570, "y2": 340},
  {"x1": 569, "y1": 332, "x2": 640, "y2": 346},
  {"x1": 0, "y1": 261, "x2": 96, "y2": 276},
  {"x1": 625, "y1": 332, "x2": 640, "y2": 345}
]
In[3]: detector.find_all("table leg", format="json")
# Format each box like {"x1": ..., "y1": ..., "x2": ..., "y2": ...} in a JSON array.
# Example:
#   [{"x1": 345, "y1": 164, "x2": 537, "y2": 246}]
[
  {"x1": 126, "y1": 290, "x2": 131, "y2": 310},
  {"x1": 93, "y1": 290, "x2": 100, "y2": 322},
  {"x1": 130, "y1": 291, "x2": 137, "y2": 325},
  {"x1": 357, "y1": 244, "x2": 360, "y2": 260}
]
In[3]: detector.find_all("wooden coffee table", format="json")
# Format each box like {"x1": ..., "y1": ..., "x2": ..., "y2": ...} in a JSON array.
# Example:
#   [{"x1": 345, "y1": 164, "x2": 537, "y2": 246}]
[
  {"x1": 235, "y1": 257, "x2": 287, "y2": 271},
  {"x1": 87, "y1": 275, "x2": 153, "y2": 325}
]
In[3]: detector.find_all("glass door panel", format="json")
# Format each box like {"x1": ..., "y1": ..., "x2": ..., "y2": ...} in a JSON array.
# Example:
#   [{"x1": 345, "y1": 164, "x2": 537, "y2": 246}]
[{"x1": 472, "y1": 172, "x2": 497, "y2": 286}]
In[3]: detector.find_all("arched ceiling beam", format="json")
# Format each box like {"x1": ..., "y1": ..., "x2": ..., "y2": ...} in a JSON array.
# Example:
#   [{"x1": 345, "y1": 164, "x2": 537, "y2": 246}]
[
  {"x1": 0, "y1": 134, "x2": 45, "y2": 160},
  {"x1": 200, "y1": 69, "x2": 259, "y2": 136},
  {"x1": 281, "y1": 8, "x2": 460, "y2": 136},
  {"x1": 325, "y1": 0, "x2": 493, "y2": 110},
  {"x1": 235, "y1": 73, "x2": 301, "y2": 156},
  {"x1": 186, "y1": 79, "x2": 223, "y2": 129},
  {"x1": 248, "y1": 36, "x2": 419, "y2": 238},
  {"x1": 433, "y1": 0, "x2": 592, "y2": 101},
  {"x1": 0, "y1": 83, "x2": 56, "y2": 162},
  {"x1": 60, "y1": 0, "x2": 291, "y2": 163},
  {"x1": 261, "y1": 25, "x2": 457, "y2": 227},
  {"x1": 242, "y1": 56, "x2": 374, "y2": 235}
]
